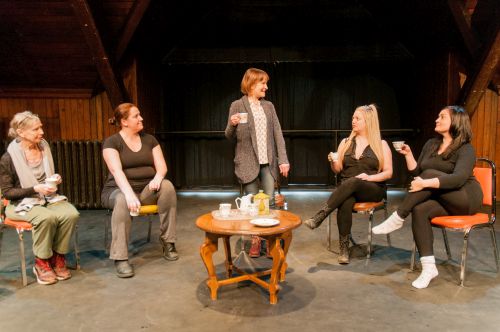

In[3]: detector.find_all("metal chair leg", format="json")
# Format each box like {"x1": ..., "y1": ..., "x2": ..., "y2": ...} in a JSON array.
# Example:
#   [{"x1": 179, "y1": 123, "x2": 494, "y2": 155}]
[
  {"x1": 17, "y1": 230, "x2": 28, "y2": 287},
  {"x1": 367, "y1": 210, "x2": 373, "y2": 258},
  {"x1": 460, "y1": 231, "x2": 471, "y2": 287},
  {"x1": 104, "y1": 210, "x2": 110, "y2": 254},
  {"x1": 442, "y1": 228, "x2": 452, "y2": 260},
  {"x1": 384, "y1": 205, "x2": 391, "y2": 247},
  {"x1": 410, "y1": 241, "x2": 417, "y2": 271},
  {"x1": 489, "y1": 225, "x2": 499, "y2": 272},
  {"x1": 327, "y1": 214, "x2": 331, "y2": 251},
  {"x1": 147, "y1": 216, "x2": 152, "y2": 243},
  {"x1": 0, "y1": 224, "x2": 4, "y2": 257},
  {"x1": 74, "y1": 224, "x2": 80, "y2": 270}
]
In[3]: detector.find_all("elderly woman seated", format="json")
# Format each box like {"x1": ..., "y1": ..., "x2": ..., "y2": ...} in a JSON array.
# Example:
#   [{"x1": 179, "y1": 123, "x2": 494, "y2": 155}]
[{"x1": 0, "y1": 111, "x2": 79, "y2": 285}]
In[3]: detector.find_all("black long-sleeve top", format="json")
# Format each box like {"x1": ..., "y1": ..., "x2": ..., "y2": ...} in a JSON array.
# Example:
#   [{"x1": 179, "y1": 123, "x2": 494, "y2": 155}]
[
  {"x1": 410, "y1": 138, "x2": 481, "y2": 193},
  {"x1": 0, "y1": 152, "x2": 37, "y2": 202}
]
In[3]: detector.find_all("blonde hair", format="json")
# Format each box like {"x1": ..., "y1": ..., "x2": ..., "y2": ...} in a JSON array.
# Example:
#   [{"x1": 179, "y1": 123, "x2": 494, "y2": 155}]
[
  {"x1": 337, "y1": 104, "x2": 384, "y2": 172},
  {"x1": 240, "y1": 68, "x2": 269, "y2": 95},
  {"x1": 8, "y1": 111, "x2": 41, "y2": 139}
]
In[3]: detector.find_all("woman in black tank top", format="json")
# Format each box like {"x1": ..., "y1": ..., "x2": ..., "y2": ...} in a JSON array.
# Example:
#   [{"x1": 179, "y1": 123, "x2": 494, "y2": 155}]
[{"x1": 304, "y1": 104, "x2": 393, "y2": 264}]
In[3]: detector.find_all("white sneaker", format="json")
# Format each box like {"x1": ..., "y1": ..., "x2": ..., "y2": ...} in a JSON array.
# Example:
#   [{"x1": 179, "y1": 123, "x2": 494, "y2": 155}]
[{"x1": 372, "y1": 212, "x2": 404, "y2": 235}]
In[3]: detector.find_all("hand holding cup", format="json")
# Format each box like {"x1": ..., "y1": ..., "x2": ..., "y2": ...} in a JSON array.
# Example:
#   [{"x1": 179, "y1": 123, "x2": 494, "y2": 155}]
[{"x1": 328, "y1": 152, "x2": 339, "y2": 163}]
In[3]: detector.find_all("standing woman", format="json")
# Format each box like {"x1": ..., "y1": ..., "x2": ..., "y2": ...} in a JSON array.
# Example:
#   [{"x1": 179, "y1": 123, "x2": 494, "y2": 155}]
[
  {"x1": 304, "y1": 105, "x2": 393, "y2": 264},
  {"x1": 372, "y1": 106, "x2": 482, "y2": 289},
  {"x1": 225, "y1": 68, "x2": 290, "y2": 257},
  {"x1": 0, "y1": 111, "x2": 79, "y2": 285},
  {"x1": 102, "y1": 103, "x2": 178, "y2": 278}
]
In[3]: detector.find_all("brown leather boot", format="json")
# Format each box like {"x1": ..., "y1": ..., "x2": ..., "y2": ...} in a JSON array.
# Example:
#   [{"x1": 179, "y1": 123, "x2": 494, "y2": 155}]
[
  {"x1": 338, "y1": 235, "x2": 350, "y2": 264},
  {"x1": 304, "y1": 205, "x2": 334, "y2": 229}
]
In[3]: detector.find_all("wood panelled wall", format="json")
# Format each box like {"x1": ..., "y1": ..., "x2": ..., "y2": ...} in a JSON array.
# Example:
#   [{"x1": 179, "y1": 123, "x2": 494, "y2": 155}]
[
  {"x1": 470, "y1": 88, "x2": 500, "y2": 192},
  {"x1": 0, "y1": 92, "x2": 118, "y2": 141}
]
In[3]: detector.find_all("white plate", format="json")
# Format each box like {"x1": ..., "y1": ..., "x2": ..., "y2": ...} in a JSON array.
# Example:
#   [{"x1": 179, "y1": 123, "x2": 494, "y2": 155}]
[{"x1": 250, "y1": 218, "x2": 280, "y2": 227}]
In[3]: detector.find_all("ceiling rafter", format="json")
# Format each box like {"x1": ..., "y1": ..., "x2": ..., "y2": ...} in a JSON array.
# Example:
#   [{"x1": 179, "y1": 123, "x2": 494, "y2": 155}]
[
  {"x1": 448, "y1": 0, "x2": 481, "y2": 55},
  {"x1": 68, "y1": 0, "x2": 128, "y2": 108},
  {"x1": 115, "y1": 0, "x2": 151, "y2": 63},
  {"x1": 459, "y1": 23, "x2": 500, "y2": 115}
]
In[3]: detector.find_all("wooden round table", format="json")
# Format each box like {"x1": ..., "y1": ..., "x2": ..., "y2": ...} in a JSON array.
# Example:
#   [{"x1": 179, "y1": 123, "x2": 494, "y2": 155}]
[{"x1": 196, "y1": 210, "x2": 301, "y2": 304}]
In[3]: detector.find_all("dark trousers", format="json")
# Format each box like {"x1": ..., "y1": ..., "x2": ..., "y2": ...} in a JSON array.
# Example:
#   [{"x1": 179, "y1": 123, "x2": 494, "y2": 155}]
[
  {"x1": 397, "y1": 169, "x2": 481, "y2": 256},
  {"x1": 326, "y1": 177, "x2": 386, "y2": 237}
]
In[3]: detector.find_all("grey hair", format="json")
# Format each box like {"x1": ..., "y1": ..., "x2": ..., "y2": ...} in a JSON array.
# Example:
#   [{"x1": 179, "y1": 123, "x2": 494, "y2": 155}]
[{"x1": 8, "y1": 111, "x2": 41, "y2": 139}]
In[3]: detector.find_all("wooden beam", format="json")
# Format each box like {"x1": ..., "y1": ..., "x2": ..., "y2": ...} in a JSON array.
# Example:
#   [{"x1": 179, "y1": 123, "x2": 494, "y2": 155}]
[
  {"x1": 460, "y1": 25, "x2": 500, "y2": 116},
  {"x1": 448, "y1": 0, "x2": 481, "y2": 55},
  {"x1": 115, "y1": 0, "x2": 151, "y2": 63},
  {"x1": 68, "y1": 0, "x2": 128, "y2": 109},
  {"x1": 0, "y1": 88, "x2": 92, "y2": 99}
]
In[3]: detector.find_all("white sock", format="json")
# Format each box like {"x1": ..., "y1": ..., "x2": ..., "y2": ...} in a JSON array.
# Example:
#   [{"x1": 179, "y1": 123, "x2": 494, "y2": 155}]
[
  {"x1": 412, "y1": 256, "x2": 439, "y2": 289},
  {"x1": 372, "y1": 211, "x2": 404, "y2": 235}
]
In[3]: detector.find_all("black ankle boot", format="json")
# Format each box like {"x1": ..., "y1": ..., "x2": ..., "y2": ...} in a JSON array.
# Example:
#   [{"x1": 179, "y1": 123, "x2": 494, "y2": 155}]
[
  {"x1": 338, "y1": 235, "x2": 350, "y2": 264},
  {"x1": 304, "y1": 205, "x2": 333, "y2": 229}
]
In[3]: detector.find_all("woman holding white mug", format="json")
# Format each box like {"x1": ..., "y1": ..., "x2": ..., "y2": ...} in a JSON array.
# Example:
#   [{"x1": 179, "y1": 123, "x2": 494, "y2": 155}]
[
  {"x1": 225, "y1": 68, "x2": 290, "y2": 257},
  {"x1": 0, "y1": 111, "x2": 79, "y2": 285}
]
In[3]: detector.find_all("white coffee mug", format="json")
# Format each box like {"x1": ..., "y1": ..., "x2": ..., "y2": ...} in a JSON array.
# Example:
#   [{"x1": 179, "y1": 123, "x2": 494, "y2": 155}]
[
  {"x1": 219, "y1": 203, "x2": 232, "y2": 217},
  {"x1": 239, "y1": 112, "x2": 248, "y2": 124},
  {"x1": 328, "y1": 152, "x2": 339, "y2": 162}
]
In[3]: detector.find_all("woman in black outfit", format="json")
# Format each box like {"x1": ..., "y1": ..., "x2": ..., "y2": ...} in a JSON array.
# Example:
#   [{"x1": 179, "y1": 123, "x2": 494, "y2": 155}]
[
  {"x1": 304, "y1": 104, "x2": 393, "y2": 264},
  {"x1": 372, "y1": 106, "x2": 482, "y2": 289}
]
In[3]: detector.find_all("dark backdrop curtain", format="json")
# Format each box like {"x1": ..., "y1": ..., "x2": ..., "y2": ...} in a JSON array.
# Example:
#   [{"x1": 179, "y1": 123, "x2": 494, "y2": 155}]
[{"x1": 160, "y1": 62, "x2": 414, "y2": 189}]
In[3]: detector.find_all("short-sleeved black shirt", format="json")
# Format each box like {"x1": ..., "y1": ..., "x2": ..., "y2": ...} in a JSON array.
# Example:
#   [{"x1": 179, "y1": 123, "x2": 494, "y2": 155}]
[{"x1": 101, "y1": 132, "x2": 159, "y2": 203}]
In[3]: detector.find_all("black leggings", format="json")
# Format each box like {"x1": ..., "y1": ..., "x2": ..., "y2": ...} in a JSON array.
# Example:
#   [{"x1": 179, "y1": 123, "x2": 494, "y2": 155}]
[
  {"x1": 326, "y1": 177, "x2": 386, "y2": 237},
  {"x1": 397, "y1": 169, "x2": 481, "y2": 256}
]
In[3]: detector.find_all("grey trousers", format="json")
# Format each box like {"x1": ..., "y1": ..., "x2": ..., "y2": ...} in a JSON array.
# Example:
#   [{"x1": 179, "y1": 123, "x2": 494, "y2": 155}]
[
  {"x1": 104, "y1": 179, "x2": 177, "y2": 260},
  {"x1": 6, "y1": 201, "x2": 79, "y2": 259}
]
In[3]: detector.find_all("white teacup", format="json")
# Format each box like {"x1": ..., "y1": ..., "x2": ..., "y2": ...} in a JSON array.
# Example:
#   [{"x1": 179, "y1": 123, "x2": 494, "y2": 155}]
[
  {"x1": 130, "y1": 207, "x2": 141, "y2": 217},
  {"x1": 239, "y1": 112, "x2": 248, "y2": 124},
  {"x1": 219, "y1": 203, "x2": 232, "y2": 217},
  {"x1": 392, "y1": 141, "x2": 405, "y2": 151},
  {"x1": 328, "y1": 152, "x2": 339, "y2": 162},
  {"x1": 45, "y1": 178, "x2": 58, "y2": 189}
]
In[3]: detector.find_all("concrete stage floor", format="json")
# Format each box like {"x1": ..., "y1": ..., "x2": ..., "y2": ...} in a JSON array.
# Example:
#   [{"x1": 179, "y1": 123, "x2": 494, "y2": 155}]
[{"x1": 1, "y1": 190, "x2": 499, "y2": 331}]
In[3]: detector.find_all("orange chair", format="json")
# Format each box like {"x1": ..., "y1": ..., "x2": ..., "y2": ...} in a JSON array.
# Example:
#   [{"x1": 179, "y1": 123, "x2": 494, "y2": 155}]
[
  {"x1": 104, "y1": 205, "x2": 159, "y2": 253},
  {"x1": 327, "y1": 200, "x2": 391, "y2": 258},
  {"x1": 410, "y1": 158, "x2": 499, "y2": 286},
  {"x1": 0, "y1": 198, "x2": 80, "y2": 286}
]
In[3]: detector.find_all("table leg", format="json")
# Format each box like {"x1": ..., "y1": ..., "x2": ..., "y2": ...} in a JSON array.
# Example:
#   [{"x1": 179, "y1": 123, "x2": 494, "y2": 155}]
[
  {"x1": 200, "y1": 233, "x2": 219, "y2": 300},
  {"x1": 222, "y1": 236, "x2": 233, "y2": 278},
  {"x1": 280, "y1": 231, "x2": 293, "y2": 281},
  {"x1": 268, "y1": 236, "x2": 285, "y2": 304}
]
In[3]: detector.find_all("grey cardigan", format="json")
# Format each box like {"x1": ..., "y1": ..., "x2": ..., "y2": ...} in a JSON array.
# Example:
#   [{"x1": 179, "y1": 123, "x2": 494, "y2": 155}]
[{"x1": 225, "y1": 96, "x2": 289, "y2": 184}]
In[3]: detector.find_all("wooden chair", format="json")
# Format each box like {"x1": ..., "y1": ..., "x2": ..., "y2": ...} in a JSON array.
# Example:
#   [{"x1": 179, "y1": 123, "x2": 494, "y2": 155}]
[
  {"x1": 410, "y1": 158, "x2": 499, "y2": 286},
  {"x1": 104, "y1": 205, "x2": 159, "y2": 253},
  {"x1": 327, "y1": 200, "x2": 391, "y2": 258},
  {"x1": 0, "y1": 199, "x2": 80, "y2": 286}
]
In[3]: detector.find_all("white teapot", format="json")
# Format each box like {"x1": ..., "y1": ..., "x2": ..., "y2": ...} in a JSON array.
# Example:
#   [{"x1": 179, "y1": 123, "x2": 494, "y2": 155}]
[{"x1": 235, "y1": 194, "x2": 253, "y2": 212}]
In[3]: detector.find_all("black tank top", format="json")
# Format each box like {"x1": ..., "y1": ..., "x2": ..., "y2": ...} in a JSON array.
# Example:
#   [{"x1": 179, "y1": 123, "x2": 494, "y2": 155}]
[{"x1": 340, "y1": 138, "x2": 384, "y2": 186}]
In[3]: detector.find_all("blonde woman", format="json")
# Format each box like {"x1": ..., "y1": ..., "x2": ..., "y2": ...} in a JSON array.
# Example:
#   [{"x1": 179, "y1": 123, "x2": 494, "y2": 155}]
[
  {"x1": 0, "y1": 111, "x2": 79, "y2": 285},
  {"x1": 304, "y1": 104, "x2": 392, "y2": 264}
]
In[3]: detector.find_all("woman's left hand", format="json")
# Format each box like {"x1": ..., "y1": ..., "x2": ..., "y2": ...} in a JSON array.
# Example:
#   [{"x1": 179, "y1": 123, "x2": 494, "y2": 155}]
[
  {"x1": 409, "y1": 176, "x2": 425, "y2": 192},
  {"x1": 279, "y1": 164, "x2": 290, "y2": 177},
  {"x1": 355, "y1": 173, "x2": 371, "y2": 181},
  {"x1": 148, "y1": 177, "x2": 162, "y2": 191}
]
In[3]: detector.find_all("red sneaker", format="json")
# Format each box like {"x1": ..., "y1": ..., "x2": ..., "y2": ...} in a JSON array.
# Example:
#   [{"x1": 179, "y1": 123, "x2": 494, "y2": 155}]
[
  {"x1": 50, "y1": 252, "x2": 72, "y2": 281},
  {"x1": 249, "y1": 236, "x2": 262, "y2": 258},
  {"x1": 33, "y1": 257, "x2": 58, "y2": 285}
]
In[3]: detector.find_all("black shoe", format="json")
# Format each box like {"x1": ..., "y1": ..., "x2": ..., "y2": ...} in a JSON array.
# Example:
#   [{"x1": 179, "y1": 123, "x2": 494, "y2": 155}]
[
  {"x1": 114, "y1": 260, "x2": 134, "y2": 278},
  {"x1": 161, "y1": 241, "x2": 179, "y2": 261}
]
